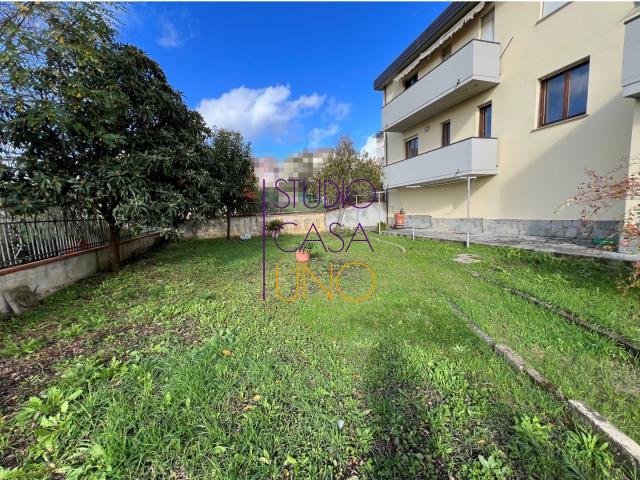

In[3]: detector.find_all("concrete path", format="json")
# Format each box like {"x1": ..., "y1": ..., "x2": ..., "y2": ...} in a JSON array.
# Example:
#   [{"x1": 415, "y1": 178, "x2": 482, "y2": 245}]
[{"x1": 384, "y1": 228, "x2": 640, "y2": 263}]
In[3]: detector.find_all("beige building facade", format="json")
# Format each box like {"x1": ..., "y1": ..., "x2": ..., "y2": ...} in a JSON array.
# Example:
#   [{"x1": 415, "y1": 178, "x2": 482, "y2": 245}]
[{"x1": 375, "y1": 1, "x2": 640, "y2": 242}]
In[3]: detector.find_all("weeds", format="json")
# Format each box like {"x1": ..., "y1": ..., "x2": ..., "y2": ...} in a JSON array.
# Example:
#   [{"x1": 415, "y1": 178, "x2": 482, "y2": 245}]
[{"x1": 0, "y1": 237, "x2": 636, "y2": 478}]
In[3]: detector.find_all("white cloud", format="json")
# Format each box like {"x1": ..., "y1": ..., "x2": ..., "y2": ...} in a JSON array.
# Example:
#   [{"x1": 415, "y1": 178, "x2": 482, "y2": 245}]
[
  {"x1": 158, "y1": 20, "x2": 180, "y2": 47},
  {"x1": 309, "y1": 124, "x2": 339, "y2": 148},
  {"x1": 197, "y1": 85, "x2": 326, "y2": 141},
  {"x1": 157, "y1": 14, "x2": 195, "y2": 48},
  {"x1": 361, "y1": 134, "x2": 384, "y2": 161},
  {"x1": 324, "y1": 98, "x2": 351, "y2": 121}
]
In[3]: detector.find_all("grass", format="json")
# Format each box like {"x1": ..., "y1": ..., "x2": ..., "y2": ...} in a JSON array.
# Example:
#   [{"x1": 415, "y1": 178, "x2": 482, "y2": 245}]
[
  {"x1": 469, "y1": 246, "x2": 640, "y2": 344},
  {"x1": 0, "y1": 234, "x2": 638, "y2": 479}
]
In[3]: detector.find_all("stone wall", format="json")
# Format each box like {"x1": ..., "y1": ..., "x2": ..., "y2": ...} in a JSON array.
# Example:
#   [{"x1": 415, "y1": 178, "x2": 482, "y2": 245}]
[
  {"x1": 398, "y1": 215, "x2": 623, "y2": 241},
  {"x1": 326, "y1": 202, "x2": 387, "y2": 229},
  {"x1": 0, "y1": 233, "x2": 163, "y2": 316},
  {"x1": 181, "y1": 212, "x2": 327, "y2": 239}
]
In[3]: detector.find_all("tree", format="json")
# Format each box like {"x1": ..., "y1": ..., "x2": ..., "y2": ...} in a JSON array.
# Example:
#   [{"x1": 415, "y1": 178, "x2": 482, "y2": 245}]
[
  {"x1": 1, "y1": 4, "x2": 220, "y2": 271},
  {"x1": 565, "y1": 158, "x2": 640, "y2": 288},
  {"x1": 209, "y1": 128, "x2": 257, "y2": 239},
  {"x1": 307, "y1": 135, "x2": 384, "y2": 225}
]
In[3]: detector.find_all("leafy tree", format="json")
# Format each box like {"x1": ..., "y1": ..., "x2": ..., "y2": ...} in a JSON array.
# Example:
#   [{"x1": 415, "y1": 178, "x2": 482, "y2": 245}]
[
  {"x1": 208, "y1": 128, "x2": 257, "y2": 239},
  {"x1": 307, "y1": 135, "x2": 383, "y2": 224},
  {"x1": 0, "y1": 4, "x2": 220, "y2": 270}
]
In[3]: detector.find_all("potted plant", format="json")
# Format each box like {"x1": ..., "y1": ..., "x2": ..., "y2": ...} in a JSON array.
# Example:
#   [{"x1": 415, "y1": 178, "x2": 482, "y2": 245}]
[
  {"x1": 295, "y1": 242, "x2": 314, "y2": 262},
  {"x1": 394, "y1": 208, "x2": 406, "y2": 228},
  {"x1": 266, "y1": 218, "x2": 285, "y2": 239}
]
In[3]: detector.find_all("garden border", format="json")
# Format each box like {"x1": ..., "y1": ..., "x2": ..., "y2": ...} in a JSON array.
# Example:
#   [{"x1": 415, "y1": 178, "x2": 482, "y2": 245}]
[
  {"x1": 449, "y1": 300, "x2": 640, "y2": 472},
  {"x1": 468, "y1": 270, "x2": 640, "y2": 358}
]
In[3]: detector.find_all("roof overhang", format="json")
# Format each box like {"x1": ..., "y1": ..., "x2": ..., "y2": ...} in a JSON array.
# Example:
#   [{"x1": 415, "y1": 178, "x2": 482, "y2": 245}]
[{"x1": 373, "y1": 2, "x2": 479, "y2": 91}]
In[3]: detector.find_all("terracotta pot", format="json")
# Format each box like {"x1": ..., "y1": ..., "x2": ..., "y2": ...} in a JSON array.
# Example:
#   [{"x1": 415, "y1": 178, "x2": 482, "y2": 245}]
[
  {"x1": 295, "y1": 249, "x2": 310, "y2": 262},
  {"x1": 394, "y1": 212, "x2": 405, "y2": 227}
]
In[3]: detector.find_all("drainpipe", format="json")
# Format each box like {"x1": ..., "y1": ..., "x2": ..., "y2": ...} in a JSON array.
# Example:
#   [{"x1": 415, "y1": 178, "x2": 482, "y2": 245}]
[
  {"x1": 466, "y1": 176, "x2": 477, "y2": 248},
  {"x1": 377, "y1": 191, "x2": 381, "y2": 235},
  {"x1": 385, "y1": 188, "x2": 389, "y2": 227}
]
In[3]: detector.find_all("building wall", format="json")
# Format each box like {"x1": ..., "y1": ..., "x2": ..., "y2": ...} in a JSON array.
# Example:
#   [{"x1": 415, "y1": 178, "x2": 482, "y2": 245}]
[
  {"x1": 0, "y1": 234, "x2": 162, "y2": 315},
  {"x1": 621, "y1": 98, "x2": 640, "y2": 250},
  {"x1": 384, "y1": 2, "x2": 637, "y2": 225},
  {"x1": 326, "y1": 202, "x2": 387, "y2": 228},
  {"x1": 181, "y1": 212, "x2": 327, "y2": 239}
]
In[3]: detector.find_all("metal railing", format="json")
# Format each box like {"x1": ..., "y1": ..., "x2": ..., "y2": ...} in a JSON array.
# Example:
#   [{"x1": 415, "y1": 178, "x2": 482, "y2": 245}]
[
  {"x1": 246, "y1": 191, "x2": 387, "y2": 216},
  {"x1": 0, "y1": 214, "x2": 152, "y2": 270}
]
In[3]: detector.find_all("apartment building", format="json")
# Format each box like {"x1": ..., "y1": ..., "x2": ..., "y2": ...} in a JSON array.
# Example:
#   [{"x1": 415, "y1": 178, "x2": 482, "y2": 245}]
[
  {"x1": 253, "y1": 148, "x2": 332, "y2": 208},
  {"x1": 375, "y1": 1, "x2": 640, "y2": 245}
]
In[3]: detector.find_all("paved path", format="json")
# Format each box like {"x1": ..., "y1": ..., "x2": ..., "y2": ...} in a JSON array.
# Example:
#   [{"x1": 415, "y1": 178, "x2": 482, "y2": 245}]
[{"x1": 384, "y1": 228, "x2": 640, "y2": 263}]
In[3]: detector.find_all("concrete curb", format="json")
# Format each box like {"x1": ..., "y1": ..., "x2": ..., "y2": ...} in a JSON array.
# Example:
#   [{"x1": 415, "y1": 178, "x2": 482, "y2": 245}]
[
  {"x1": 568, "y1": 400, "x2": 640, "y2": 472},
  {"x1": 448, "y1": 300, "x2": 640, "y2": 472},
  {"x1": 469, "y1": 271, "x2": 640, "y2": 359}
]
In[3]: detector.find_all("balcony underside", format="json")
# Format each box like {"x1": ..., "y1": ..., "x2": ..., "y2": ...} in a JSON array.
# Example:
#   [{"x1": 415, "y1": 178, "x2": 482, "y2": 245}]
[
  {"x1": 384, "y1": 137, "x2": 498, "y2": 189},
  {"x1": 381, "y1": 39, "x2": 501, "y2": 132},
  {"x1": 385, "y1": 77, "x2": 499, "y2": 132}
]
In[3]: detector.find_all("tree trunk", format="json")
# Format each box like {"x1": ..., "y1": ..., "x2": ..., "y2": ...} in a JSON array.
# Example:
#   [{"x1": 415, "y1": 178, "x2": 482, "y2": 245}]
[
  {"x1": 108, "y1": 223, "x2": 121, "y2": 272},
  {"x1": 226, "y1": 212, "x2": 231, "y2": 239},
  {"x1": 337, "y1": 206, "x2": 345, "y2": 227}
]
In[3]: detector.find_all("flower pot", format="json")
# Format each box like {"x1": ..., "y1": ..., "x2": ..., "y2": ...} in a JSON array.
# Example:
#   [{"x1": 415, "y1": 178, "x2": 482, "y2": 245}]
[
  {"x1": 394, "y1": 212, "x2": 405, "y2": 228},
  {"x1": 271, "y1": 230, "x2": 280, "y2": 239},
  {"x1": 295, "y1": 249, "x2": 310, "y2": 262}
]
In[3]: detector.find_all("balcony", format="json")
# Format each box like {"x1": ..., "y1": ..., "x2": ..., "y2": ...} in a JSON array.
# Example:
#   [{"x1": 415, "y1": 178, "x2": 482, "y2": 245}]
[
  {"x1": 383, "y1": 137, "x2": 498, "y2": 189},
  {"x1": 622, "y1": 13, "x2": 640, "y2": 98},
  {"x1": 381, "y1": 39, "x2": 501, "y2": 132}
]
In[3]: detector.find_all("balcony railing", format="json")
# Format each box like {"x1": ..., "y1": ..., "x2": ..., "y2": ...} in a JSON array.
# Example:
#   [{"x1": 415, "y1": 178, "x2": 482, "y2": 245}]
[
  {"x1": 622, "y1": 13, "x2": 640, "y2": 98},
  {"x1": 381, "y1": 39, "x2": 501, "y2": 132},
  {"x1": 383, "y1": 137, "x2": 498, "y2": 189}
]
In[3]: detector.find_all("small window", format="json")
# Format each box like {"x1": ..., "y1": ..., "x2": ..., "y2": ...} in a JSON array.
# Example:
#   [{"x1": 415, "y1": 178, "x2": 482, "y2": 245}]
[
  {"x1": 539, "y1": 61, "x2": 589, "y2": 127},
  {"x1": 404, "y1": 73, "x2": 418, "y2": 90},
  {"x1": 405, "y1": 137, "x2": 419, "y2": 158},
  {"x1": 481, "y1": 11, "x2": 495, "y2": 41},
  {"x1": 541, "y1": 1, "x2": 568, "y2": 17},
  {"x1": 442, "y1": 43, "x2": 452, "y2": 61},
  {"x1": 479, "y1": 103, "x2": 492, "y2": 137},
  {"x1": 441, "y1": 121, "x2": 451, "y2": 147}
]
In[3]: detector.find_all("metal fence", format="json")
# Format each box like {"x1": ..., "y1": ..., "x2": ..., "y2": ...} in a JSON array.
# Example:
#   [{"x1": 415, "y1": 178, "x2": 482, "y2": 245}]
[
  {"x1": 246, "y1": 191, "x2": 387, "y2": 216},
  {"x1": 0, "y1": 215, "x2": 152, "y2": 270}
]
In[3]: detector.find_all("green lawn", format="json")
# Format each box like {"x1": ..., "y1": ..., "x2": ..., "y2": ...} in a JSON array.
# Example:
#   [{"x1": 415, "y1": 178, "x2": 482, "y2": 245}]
[{"x1": 1, "y1": 235, "x2": 638, "y2": 479}]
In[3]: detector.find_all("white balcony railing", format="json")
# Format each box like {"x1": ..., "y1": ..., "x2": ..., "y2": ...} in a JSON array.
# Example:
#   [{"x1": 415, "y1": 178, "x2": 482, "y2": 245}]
[
  {"x1": 381, "y1": 39, "x2": 501, "y2": 132},
  {"x1": 622, "y1": 13, "x2": 640, "y2": 98},
  {"x1": 383, "y1": 137, "x2": 498, "y2": 189}
]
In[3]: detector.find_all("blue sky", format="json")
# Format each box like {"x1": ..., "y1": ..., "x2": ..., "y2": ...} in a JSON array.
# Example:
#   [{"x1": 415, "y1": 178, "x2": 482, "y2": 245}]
[{"x1": 120, "y1": 2, "x2": 448, "y2": 158}]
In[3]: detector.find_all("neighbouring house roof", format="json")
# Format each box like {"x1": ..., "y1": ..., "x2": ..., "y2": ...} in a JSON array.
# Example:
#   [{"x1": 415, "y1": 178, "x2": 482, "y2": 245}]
[{"x1": 373, "y1": 2, "x2": 479, "y2": 91}]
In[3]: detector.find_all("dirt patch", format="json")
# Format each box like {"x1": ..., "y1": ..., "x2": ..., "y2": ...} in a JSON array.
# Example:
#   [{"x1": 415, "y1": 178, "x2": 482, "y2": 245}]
[
  {"x1": 0, "y1": 319, "x2": 201, "y2": 416},
  {"x1": 454, "y1": 253, "x2": 481, "y2": 264}
]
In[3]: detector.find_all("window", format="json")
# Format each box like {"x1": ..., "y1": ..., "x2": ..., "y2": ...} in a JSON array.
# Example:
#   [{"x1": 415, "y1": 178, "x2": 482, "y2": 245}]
[
  {"x1": 405, "y1": 137, "x2": 419, "y2": 158},
  {"x1": 442, "y1": 43, "x2": 452, "y2": 61},
  {"x1": 441, "y1": 121, "x2": 451, "y2": 147},
  {"x1": 479, "y1": 103, "x2": 492, "y2": 137},
  {"x1": 481, "y1": 11, "x2": 495, "y2": 41},
  {"x1": 404, "y1": 73, "x2": 418, "y2": 90},
  {"x1": 539, "y1": 61, "x2": 589, "y2": 127},
  {"x1": 541, "y1": 1, "x2": 568, "y2": 17}
]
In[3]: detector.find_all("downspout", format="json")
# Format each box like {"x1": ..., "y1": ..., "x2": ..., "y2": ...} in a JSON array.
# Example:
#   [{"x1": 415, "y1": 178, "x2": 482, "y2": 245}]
[{"x1": 466, "y1": 176, "x2": 477, "y2": 248}]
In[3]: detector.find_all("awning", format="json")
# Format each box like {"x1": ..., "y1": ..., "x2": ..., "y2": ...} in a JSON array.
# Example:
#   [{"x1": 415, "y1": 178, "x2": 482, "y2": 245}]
[{"x1": 392, "y1": 2, "x2": 486, "y2": 85}]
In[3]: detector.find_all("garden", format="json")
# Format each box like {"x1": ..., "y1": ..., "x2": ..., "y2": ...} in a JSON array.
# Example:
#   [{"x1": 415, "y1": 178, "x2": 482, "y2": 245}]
[{"x1": 1, "y1": 234, "x2": 639, "y2": 479}]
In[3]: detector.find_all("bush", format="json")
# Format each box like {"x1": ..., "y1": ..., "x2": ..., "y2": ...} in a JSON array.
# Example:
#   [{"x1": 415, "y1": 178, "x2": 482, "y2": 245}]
[{"x1": 266, "y1": 219, "x2": 285, "y2": 233}]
